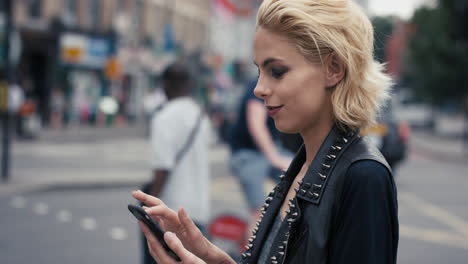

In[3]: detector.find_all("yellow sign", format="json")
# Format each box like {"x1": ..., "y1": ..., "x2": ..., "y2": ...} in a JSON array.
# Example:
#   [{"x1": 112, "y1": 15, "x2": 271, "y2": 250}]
[
  {"x1": 0, "y1": 81, "x2": 8, "y2": 112},
  {"x1": 360, "y1": 123, "x2": 388, "y2": 136},
  {"x1": 104, "y1": 57, "x2": 121, "y2": 81},
  {"x1": 62, "y1": 47, "x2": 84, "y2": 63}
]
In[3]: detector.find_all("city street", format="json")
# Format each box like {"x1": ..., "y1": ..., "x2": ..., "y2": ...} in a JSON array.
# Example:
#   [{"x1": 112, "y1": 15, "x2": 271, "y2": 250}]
[{"x1": 1, "y1": 126, "x2": 468, "y2": 264}]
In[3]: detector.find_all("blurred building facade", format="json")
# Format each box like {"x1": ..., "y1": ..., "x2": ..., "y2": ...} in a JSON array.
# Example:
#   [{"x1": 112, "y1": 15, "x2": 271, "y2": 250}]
[
  {"x1": 0, "y1": 0, "x2": 211, "y2": 127},
  {"x1": 354, "y1": 0, "x2": 369, "y2": 11}
]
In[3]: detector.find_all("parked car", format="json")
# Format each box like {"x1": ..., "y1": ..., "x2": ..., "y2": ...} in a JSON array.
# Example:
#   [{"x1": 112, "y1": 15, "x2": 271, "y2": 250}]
[
  {"x1": 361, "y1": 99, "x2": 410, "y2": 170},
  {"x1": 393, "y1": 90, "x2": 434, "y2": 129}
]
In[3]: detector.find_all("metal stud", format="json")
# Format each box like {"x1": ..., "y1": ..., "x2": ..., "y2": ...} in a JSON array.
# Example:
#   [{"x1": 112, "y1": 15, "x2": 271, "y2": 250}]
[
  {"x1": 343, "y1": 137, "x2": 348, "y2": 143},
  {"x1": 279, "y1": 251, "x2": 285, "y2": 256},
  {"x1": 335, "y1": 145, "x2": 342, "y2": 150},
  {"x1": 292, "y1": 212, "x2": 299, "y2": 217},
  {"x1": 279, "y1": 245, "x2": 284, "y2": 250},
  {"x1": 313, "y1": 184, "x2": 322, "y2": 189},
  {"x1": 242, "y1": 253, "x2": 246, "y2": 258},
  {"x1": 271, "y1": 256, "x2": 277, "y2": 261},
  {"x1": 245, "y1": 253, "x2": 251, "y2": 257},
  {"x1": 322, "y1": 163, "x2": 331, "y2": 169},
  {"x1": 272, "y1": 261, "x2": 278, "y2": 264},
  {"x1": 300, "y1": 189, "x2": 307, "y2": 195},
  {"x1": 279, "y1": 174, "x2": 285, "y2": 179},
  {"x1": 319, "y1": 173, "x2": 327, "y2": 179}
]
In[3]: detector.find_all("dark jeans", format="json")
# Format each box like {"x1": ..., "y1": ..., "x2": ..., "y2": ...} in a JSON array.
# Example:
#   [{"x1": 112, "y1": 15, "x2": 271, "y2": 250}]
[{"x1": 141, "y1": 221, "x2": 207, "y2": 264}]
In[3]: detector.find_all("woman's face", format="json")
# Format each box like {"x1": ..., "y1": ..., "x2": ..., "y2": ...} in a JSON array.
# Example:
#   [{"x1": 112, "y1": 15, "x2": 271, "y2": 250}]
[{"x1": 253, "y1": 27, "x2": 335, "y2": 134}]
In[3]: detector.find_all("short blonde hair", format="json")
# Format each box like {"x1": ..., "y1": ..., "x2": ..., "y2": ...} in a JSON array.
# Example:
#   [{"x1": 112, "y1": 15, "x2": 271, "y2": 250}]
[{"x1": 256, "y1": 0, "x2": 392, "y2": 130}]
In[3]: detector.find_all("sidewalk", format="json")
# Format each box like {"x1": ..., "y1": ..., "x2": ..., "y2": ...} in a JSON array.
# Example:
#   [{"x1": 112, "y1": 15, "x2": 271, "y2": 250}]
[{"x1": 0, "y1": 125, "x2": 230, "y2": 197}]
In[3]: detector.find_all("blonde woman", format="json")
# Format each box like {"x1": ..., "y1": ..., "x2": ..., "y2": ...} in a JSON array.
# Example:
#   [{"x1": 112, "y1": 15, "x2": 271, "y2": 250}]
[{"x1": 132, "y1": 0, "x2": 398, "y2": 263}]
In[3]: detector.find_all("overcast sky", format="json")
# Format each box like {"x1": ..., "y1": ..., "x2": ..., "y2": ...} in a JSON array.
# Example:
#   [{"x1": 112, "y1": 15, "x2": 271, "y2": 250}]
[{"x1": 368, "y1": 0, "x2": 436, "y2": 19}]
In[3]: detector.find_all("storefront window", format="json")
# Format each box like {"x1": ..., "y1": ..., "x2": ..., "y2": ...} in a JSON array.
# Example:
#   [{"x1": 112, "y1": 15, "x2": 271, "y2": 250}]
[{"x1": 89, "y1": 0, "x2": 100, "y2": 30}]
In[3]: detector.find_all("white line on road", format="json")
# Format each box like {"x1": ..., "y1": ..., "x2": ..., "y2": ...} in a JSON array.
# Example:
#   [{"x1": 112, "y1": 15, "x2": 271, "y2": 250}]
[
  {"x1": 57, "y1": 210, "x2": 72, "y2": 223},
  {"x1": 81, "y1": 217, "x2": 97, "y2": 231},
  {"x1": 400, "y1": 224, "x2": 468, "y2": 250},
  {"x1": 10, "y1": 196, "x2": 27, "y2": 209},
  {"x1": 110, "y1": 227, "x2": 128, "y2": 241},
  {"x1": 33, "y1": 202, "x2": 49, "y2": 215},
  {"x1": 400, "y1": 191, "x2": 468, "y2": 239}
]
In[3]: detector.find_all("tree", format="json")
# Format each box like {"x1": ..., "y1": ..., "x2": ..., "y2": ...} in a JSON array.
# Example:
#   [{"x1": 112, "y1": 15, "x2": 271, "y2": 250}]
[
  {"x1": 404, "y1": 3, "x2": 468, "y2": 106},
  {"x1": 371, "y1": 16, "x2": 395, "y2": 63}
]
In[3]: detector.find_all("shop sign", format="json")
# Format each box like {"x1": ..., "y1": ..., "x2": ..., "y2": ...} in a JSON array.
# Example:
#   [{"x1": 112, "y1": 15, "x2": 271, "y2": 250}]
[{"x1": 60, "y1": 33, "x2": 112, "y2": 69}]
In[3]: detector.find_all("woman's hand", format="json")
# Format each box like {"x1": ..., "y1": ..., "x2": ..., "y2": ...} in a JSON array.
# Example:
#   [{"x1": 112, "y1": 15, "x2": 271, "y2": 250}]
[
  {"x1": 132, "y1": 190, "x2": 235, "y2": 264},
  {"x1": 139, "y1": 221, "x2": 206, "y2": 264}
]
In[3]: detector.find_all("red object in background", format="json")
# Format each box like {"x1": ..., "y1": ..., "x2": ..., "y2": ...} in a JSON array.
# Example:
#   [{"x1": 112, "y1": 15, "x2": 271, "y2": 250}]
[
  {"x1": 19, "y1": 101, "x2": 36, "y2": 116},
  {"x1": 208, "y1": 215, "x2": 247, "y2": 242},
  {"x1": 216, "y1": 0, "x2": 252, "y2": 17},
  {"x1": 398, "y1": 121, "x2": 411, "y2": 144},
  {"x1": 208, "y1": 215, "x2": 248, "y2": 253}
]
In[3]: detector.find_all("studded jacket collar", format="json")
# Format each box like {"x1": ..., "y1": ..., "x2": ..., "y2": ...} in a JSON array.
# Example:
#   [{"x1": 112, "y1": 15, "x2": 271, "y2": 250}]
[{"x1": 240, "y1": 125, "x2": 391, "y2": 264}]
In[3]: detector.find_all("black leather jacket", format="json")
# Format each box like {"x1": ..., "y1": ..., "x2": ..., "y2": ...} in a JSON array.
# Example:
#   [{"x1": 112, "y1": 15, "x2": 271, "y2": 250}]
[{"x1": 240, "y1": 126, "x2": 398, "y2": 264}]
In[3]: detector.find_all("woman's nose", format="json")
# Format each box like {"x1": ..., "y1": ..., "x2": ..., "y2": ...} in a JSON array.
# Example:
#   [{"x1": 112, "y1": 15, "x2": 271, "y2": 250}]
[{"x1": 253, "y1": 80, "x2": 270, "y2": 99}]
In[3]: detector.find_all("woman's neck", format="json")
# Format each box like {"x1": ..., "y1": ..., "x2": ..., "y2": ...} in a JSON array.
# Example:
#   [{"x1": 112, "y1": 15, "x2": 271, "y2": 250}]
[{"x1": 300, "y1": 121, "x2": 334, "y2": 167}]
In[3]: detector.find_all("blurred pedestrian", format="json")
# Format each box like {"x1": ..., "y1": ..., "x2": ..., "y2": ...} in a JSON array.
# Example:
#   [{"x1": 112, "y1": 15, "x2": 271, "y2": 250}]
[
  {"x1": 50, "y1": 88, "x2": 65, "y2": 129},
  {"x1": 134, "y1": 0, "x2": 398, "y2": 263},
  {"x1": 8, "y1": 81, "x2": 25, "y2": 137},
  {"x1": 141, "y1": 63, "x2": 212, "y2": 264},
  {"x1": 228, "y1": 78, "x2": 293, "y2": 241}
]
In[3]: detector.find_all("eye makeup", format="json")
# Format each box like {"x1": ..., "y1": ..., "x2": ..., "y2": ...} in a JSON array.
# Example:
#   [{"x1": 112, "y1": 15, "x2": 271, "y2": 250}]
[{"x1": 270, "y1": 66, "x2": 289, "y2": 79}]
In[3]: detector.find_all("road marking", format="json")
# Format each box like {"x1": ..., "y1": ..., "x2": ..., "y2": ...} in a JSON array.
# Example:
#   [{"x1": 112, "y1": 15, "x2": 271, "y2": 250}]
[
  {"x1": 57, "y1": 210, "x2": 72, "y2": 223},
  {"x1": 400, "y1": 224, "x2": 468, "y2": 250},
  {"x1": 81, "y1": 217, "x2": 97, "y2": 231},
  {"x1": 33, "y1": 202, "x2": 49, "y2": 215},
  {"x1": 10, "y1": 196, "x2": 26, "y2": 209},
  {"x1": 110, "y1": 227, "x2": 128, "y2": 240},
  {"x1": 400, "y1": 191, "x2": 468, "y2": 239}
]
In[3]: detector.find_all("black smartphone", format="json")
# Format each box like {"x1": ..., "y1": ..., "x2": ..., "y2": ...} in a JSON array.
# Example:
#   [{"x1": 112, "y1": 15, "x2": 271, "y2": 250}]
[{"x1": 128, "y1": 204, "x2": 181, "y2": 262}]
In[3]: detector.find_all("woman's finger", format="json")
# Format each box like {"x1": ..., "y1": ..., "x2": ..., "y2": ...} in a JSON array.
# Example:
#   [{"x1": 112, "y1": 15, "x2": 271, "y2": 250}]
[
  {"x1": 179, "y1": 207, "x2": 203, "y2": 239},
  {"x1": 165, "y1": 232, "x2": 205, "y2": 264},
  {"x1": 132, "y1": 190, "x2": 164, "y2": 207},
  {"x1": 146, "y1": 205, "x2": 178, "y2": 220}
]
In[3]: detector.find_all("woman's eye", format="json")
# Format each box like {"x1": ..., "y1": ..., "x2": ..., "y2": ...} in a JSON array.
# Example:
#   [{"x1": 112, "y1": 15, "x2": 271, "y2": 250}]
[{"x1": 270, "y1": 67, "x2": 288, "y2": 79}]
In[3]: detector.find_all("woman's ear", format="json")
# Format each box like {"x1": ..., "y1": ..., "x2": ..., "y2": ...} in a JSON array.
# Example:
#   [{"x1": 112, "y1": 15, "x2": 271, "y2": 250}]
[{"x1": 325, "y1": 53, "x2": 345, "y2": 88}]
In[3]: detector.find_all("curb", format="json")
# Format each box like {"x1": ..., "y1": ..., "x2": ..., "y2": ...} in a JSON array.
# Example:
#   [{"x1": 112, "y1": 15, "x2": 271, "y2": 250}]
[{"x1": 0, "y1": 180, "x2": 147, "y2": 198}]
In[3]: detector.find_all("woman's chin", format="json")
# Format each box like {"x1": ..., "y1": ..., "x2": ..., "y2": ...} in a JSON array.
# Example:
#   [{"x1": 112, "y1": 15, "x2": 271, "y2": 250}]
[{"x1": 274, "y1": 121, "x2": 299, "y2": 134}]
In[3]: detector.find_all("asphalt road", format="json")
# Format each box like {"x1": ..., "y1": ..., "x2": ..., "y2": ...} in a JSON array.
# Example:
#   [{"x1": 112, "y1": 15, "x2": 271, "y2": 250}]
[{"x1": 1, "y1": 139, "x2": 468, "y2": 263}]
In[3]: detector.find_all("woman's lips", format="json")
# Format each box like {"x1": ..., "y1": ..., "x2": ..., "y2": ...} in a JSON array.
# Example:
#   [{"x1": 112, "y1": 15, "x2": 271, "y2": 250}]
[{"x1": 266, "y1": 105, "x2": 283, "y2": 116}]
